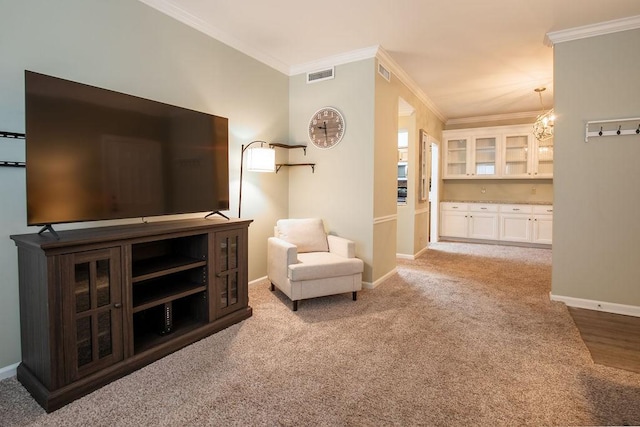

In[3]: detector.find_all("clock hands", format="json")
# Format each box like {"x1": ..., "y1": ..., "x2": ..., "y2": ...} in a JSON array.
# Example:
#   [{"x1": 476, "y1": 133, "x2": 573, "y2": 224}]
[{"x1": 317, "y1": 121, "x2": 328, "y2": 145}]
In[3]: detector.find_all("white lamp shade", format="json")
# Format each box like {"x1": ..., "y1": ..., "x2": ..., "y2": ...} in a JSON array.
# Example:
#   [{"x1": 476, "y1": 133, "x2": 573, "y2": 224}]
[{"x1": 246, "y1": 146, "x2": 276, "y2": 172}]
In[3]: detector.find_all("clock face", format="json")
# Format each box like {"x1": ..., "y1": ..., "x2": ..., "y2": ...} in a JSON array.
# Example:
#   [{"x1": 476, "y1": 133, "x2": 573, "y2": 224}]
[{"x1": 308, "y1": 107, "x2": 345, "y2": 149}]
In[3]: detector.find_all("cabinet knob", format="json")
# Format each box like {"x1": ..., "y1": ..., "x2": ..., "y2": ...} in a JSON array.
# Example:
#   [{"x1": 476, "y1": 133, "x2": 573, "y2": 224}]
[{"x1": 113, "y1": 303, "x2": 122, "y2": 309}]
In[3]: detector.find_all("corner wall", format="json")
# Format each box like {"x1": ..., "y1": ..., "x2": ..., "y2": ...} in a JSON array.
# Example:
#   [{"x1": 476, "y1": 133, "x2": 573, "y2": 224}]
[
  {"x1": 551, "y1": 28, "x2": 640, "y2": 311},
  {"x1": 0, "y1": 0, "x2": 289, "y2": 370},
  {"x1": 374, "y1": 60, "x2": 444, "y2": 272},
  {"x1": 288, "y1": 60, "x2": 376, "y2": 282}
]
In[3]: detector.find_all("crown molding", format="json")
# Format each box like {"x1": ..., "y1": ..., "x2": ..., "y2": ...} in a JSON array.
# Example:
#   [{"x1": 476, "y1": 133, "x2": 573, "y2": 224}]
[
  {"x1": 138, "y1": 1, "x2": 447, "y2": 122},
  {"x1": 137, "y1": 0, "x2": 290, "y2": 74},
  {"x1": 282, "y1": 45, "x2": 447, "y2": 122},
  {"x1": 546, "y1": 14, "x2": 640, "y2": 46},
  {"x1": 375, "y1": 47, "x2": 447, "y2": 123},
  {"x1": 289, "y1": 46, "x2": 379, "y2": 76},
  {"x1": 446, "y1": 111, "x2": 539, "y2": 126}
]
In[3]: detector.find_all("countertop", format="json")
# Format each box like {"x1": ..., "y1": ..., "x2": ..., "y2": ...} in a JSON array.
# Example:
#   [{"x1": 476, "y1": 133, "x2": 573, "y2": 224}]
[{"x1": 441, "y1": 200, "x2": 552, "y2": 205}]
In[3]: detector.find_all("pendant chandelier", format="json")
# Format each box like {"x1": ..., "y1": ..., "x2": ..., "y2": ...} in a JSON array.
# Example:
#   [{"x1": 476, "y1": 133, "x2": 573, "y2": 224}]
[{"x1": 532, "y1": 87, "x2": 555, "y2": 141}]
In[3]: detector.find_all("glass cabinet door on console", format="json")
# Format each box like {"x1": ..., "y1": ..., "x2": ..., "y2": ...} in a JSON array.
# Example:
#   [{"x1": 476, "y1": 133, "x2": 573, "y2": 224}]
[
  {"x1": 213, "y1": 229, "x2": 247, "y2": 319},
  {"x1": 61, "y1": 247, "x2": 123, "y2": 382}
]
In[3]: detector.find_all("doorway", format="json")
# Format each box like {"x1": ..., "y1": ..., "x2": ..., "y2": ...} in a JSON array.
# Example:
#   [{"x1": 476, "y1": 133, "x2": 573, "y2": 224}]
[{"x1": 429, "y1": 140, "x2": 440, "y2": 242}]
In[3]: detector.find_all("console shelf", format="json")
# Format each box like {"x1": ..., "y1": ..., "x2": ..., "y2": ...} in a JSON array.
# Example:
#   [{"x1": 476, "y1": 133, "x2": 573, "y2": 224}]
[
  {"x1": 132, "y1": 256, "x2": 207, "y2": 282},
  {"x1": 10, "y1": 218, "x2": 252, "y2": 412},
  {"x1": 132, "y1": 281, "x2": 207, "y2": 312}
]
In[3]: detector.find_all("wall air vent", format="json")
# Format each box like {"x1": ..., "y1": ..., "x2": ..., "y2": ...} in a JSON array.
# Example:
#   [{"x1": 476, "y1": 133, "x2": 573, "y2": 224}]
[
  {"x1": 378, "y1": 63, "x2": 391, "y2": 82},
  {"x1": 306, "y1": 67, "x2": 335, "y2": 84}
]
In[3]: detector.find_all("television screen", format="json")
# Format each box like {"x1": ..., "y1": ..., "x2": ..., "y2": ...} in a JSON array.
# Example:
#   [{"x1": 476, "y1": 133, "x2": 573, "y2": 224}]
[{"x1": 25, "y1": 71, "x2": 229, "y2": 226}]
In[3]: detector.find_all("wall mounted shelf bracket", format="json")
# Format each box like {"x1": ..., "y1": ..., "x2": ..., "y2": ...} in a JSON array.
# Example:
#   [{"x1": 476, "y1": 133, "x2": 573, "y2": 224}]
[
  {"x1": 275, "y1": 163, "x2": 315, "y2": 173},
  {"x1": 269, "y1": 143, "x2": 315, "y2": 173}
]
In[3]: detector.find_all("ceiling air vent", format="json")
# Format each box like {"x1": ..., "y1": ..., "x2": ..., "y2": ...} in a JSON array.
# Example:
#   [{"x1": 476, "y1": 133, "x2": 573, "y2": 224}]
[
  {"x1": 378, "y1": 63, "x2": 391, "y2": 82},
  {"x1": 306, "y1": 67, "x2": 334, "y2": 84}
]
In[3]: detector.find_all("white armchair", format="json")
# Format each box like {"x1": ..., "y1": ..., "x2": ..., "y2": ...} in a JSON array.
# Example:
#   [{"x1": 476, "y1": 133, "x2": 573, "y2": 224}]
[{"x1": 267, "y1": 218, "x2": 364, "y2": 311}]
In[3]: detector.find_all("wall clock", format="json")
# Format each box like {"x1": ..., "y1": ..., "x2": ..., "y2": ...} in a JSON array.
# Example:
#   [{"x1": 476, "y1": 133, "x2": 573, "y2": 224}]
[{"x1": 308, "y1": 106, "x2": 345, "y2": 149}]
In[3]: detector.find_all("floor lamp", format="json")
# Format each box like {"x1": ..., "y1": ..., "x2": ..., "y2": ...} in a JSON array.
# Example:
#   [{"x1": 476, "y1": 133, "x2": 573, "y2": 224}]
[{"x1": 238, "y1": 141, "x2": 276, "y2": 218}]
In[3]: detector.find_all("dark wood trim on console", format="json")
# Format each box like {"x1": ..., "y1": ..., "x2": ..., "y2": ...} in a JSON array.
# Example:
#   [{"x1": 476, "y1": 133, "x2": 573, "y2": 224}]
[{"x1": 11, "y1": 218, "x2": 252, "y2": 412}]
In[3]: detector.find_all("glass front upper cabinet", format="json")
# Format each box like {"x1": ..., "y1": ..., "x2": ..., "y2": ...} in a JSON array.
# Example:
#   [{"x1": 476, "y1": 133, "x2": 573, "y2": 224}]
[
  {"x1": 534, "y1": 138, "x2": 553, "y2": 177},
  {"x1": 445, "y1": 138, "x2": 469, "y2": 178},
  {"x1": 473, "y1": 137, "x2": 497, "y2": 177},
  {"x1": 503, "y1": 134, "x2": 530, "y2": 177}
]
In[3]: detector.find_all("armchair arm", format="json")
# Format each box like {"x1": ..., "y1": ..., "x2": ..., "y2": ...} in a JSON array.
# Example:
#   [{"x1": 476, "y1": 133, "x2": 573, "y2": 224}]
[
  {"x1": 327, "y1": 235, "x2": 356, "y2": 258},
  {"x1": 267, "y1": 237, "x2": 298, "y2": 286}
]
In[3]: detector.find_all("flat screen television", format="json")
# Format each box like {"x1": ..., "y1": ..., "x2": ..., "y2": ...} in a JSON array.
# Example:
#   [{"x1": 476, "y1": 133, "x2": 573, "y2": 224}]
[{"x1": 25, "y1": 71, "x2": 229, "y2": 227}]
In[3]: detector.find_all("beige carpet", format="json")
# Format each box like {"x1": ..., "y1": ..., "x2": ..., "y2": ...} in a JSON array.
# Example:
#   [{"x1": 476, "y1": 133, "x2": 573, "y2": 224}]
[{"x1": 1, "y1": 242, "x2": 639, "y2": 426}]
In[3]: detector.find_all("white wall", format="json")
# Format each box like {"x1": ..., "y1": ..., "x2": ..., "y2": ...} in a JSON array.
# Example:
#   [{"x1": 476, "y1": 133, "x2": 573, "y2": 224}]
[
  {"x1": 0, "y1": 0, "x2": 289, "y2": 369},
  {"x1": 552, "y1": 28, "x2": 640, "y2": 309}
]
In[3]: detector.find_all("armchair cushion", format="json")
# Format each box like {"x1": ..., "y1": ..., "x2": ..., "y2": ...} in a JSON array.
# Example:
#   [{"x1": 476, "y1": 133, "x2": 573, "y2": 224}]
[
  {"x1": 275, "y1": 218, "x2": 329, "y2": 253},
  {"x1": 289, "y1": 252, "x2": 364, "y2": 282}
]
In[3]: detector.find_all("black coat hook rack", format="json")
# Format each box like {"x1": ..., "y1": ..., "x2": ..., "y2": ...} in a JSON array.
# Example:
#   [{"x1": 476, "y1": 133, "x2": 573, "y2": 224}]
[
  {"x1": 585, "y1": 118, "x2": 640, "y2": 142},
  {"x1": 0, "y1": 130, "x2": 26, "y2": 168}
]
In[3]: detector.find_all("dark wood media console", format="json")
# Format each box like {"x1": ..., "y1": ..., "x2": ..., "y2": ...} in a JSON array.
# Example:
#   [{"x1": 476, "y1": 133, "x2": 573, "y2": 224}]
[{"x1": 10, "y1": 218, "x2": 252, "y2": 412}]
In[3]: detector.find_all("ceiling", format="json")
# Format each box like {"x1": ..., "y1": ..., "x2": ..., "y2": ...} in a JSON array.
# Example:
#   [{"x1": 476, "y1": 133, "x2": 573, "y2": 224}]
[{"x1": 139, "y1": 0, "x2": 640, "y2": 122}]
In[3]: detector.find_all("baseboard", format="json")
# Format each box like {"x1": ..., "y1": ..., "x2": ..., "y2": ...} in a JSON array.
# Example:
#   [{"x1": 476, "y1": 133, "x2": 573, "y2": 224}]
[
  {"x1": 550, "y1": 293, "x2": 640, "y2": 318},
  {"x1": 248, "y1": 276, "x2": 268, "y2": 287},
  {"x1": 396, "y1": 245, "x2": 428, "y2": 261},
  {"x1": 363, "y1": 267, "x2": 397, "y2": 289},
  {"x1": 0, "y1": 362, "x2": 19, "y2": 381}
]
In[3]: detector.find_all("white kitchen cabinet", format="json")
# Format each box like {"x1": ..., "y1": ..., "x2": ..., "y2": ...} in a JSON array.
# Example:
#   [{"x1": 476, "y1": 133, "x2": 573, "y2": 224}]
[
  {"x1": 440, "y1": 202, "x2": 469, "y2": 237},
  {"x1": 499, "y1": 205, "x2": 533, "y2": 242},
  {"x1": 499, "y1": 204, "x2": 553, "y2": 244},
  {"x1": 533, "y1": 138, "x2": 554, "y2": 178},
  {"x1": 531, "y1": 206, "x2": 553, "y2": 244},
  {"x1": 440, "y1": 203, "x2": 499, "y2": 240},
  {"x1": 468, "y1": 204, "x2": 499, "y2": 240},
  {"x1": 441, "y1": 202, "x2": 552, "y2": 245},
  {"x1": 443, "y1": 124, "x2": 553, "y2": 179},
  {"x1": 444, "y1": 138, "x2": 470, "y2": 178},
  {"x1": 502, "y1": 131, "x2": 554, "y2": 178},
  {"x1": 443, "y1": 133, "x2": 499, "y2": 179},
  {"x1": 473, "y1": 136, "x2": 498, "y2": 178}
]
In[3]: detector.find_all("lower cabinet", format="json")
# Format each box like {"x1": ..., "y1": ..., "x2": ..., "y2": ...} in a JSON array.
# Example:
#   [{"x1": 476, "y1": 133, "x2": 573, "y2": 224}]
[
  {"x1": 11, "y1": 218, "x2": 252, "y2": 412},
  {"x1": 440, "y1": 203, "x2": 499, "y2": 240},
  {"x1": 441, "y1": 202, "x2": 552, "y2": 245},
  {"x1": 499, "y1": 205, "x2": 553, "y2": 244}
]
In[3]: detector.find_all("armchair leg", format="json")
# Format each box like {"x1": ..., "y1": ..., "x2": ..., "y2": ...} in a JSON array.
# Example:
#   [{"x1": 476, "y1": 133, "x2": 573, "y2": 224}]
[
  {"x1": 292, "y1": 300, "x2": 298, "y2": 311},
  {"x1": 352, "y1": 291, "x2": 357, "y2": 301},
  {"x1": 270, "y1": 283, "x2": 275, "y2": 292}
]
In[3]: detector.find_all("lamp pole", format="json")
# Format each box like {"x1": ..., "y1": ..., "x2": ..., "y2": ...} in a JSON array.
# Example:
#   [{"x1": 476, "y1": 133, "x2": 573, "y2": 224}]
[{"x1": 238, "y1": 140, "x2": 268, "y2": 218}]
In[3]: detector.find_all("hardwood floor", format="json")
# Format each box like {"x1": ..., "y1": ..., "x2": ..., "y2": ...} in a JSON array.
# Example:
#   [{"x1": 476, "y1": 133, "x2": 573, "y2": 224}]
[{"x1": 569, "y1": 307, "x2": 640, "y2": 374}]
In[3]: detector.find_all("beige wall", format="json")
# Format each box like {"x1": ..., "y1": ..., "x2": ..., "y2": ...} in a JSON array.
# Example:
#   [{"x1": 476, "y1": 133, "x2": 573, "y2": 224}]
[
  {"x1": 442, "y1": 179, "x2": 553, "y2": 203},
  {"x1": 397, "y1": 114, "x2": 415, "y2": 256},
  {"x1": 0, "y1": 0, "x2": 289, "y2": 369},
  {"x1": 374, "y1": 60, "x2": 444, "y2": 269},
  {"x1": 552, "y1": 28, "x2": 640, "y2": 307},
  {"x1": 288, "y1": 60, "x2": 376, "y2": 282}
]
